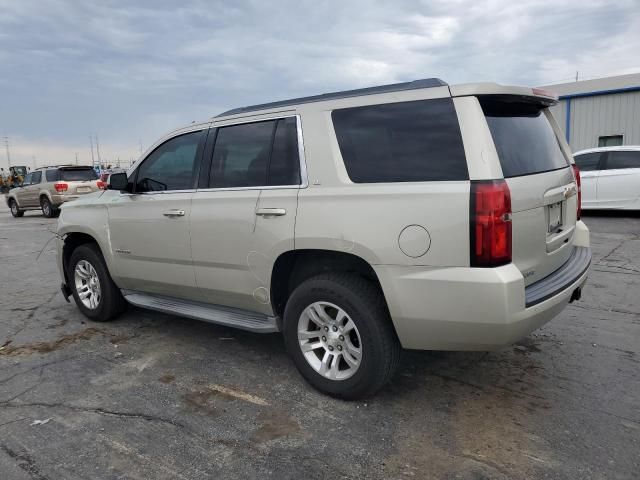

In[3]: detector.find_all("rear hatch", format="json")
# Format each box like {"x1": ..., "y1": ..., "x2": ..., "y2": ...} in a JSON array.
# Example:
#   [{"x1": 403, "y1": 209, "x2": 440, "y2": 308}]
[
  {"x1": 59, "y1": 167, "x2": 100, "y2": 194},
  {"x1": 480, "y1": 96, "x2": 577, "y2": 286}
]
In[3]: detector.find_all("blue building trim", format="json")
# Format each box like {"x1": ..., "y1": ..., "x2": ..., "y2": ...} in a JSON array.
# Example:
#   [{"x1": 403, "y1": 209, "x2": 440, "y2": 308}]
[
  {"x1": 559, "y1": 85, "x2": 640, "y2": 100},
  {"x1": 565, "y1": 98, "x2": 571, "y2": 143}
]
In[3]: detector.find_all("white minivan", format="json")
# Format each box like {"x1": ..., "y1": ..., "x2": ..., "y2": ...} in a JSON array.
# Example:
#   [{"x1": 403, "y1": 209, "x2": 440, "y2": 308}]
[{"x1": 573, "y1": 146, "x2": 640, "y2": 210}]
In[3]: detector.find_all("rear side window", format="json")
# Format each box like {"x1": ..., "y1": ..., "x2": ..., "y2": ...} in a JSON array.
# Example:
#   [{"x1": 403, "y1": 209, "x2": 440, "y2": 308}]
[
  {"x1": 574, "y1": 153, "x2": 601, "y2": 171},
  {"x1": 481, "y1": 98, "x2": 569, "y2": 178},
  {"x1": 31, "y1": 171, "x2": 42, "y2": 184},
  {"x1": 60, "y1": 168, "x2": 98, "y2": 181},
  {"x1": 209, "y1": 117, "x2": 300, "y2": 188},
  {"x1": 46, "y1": 169, "x2": 59, "y2": 181},
  {"x1": 605, "y1": 151, "x2": 640, "y2": 170},
  {"x1": 332, "y1": 99, "x2": 468, "y2": 183}
]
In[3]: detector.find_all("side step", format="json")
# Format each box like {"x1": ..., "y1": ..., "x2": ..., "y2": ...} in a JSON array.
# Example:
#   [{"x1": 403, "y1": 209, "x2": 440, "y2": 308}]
[{"x1": 121, "y1": 291, "x2": 279, "y2": 333}]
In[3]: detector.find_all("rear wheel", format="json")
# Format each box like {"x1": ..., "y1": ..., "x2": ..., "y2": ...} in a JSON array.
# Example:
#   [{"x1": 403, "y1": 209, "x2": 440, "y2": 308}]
[
  {"x1": 41, "y1": 196, "x2": 55, "y2": 218},
  {"x1": 68, "y1": 244, "x2": 127, "y2": 322},
  {"x1": 9, "y1": 199, "x2": 24, "y2": 218},
  {"x1": 283, "y1": 273, "x2": 400, "y2": 399}
]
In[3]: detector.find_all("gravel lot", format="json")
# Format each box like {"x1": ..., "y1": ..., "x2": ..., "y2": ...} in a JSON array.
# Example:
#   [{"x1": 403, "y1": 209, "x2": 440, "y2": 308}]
[{"x1": 0, "y1": 198, "x2": 638, "y2": 480}]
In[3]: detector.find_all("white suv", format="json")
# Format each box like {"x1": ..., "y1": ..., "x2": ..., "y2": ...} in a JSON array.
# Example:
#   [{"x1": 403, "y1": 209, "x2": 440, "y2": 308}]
[{"x1": 56, "y1": 79, "x2": 591, "y2": 398}]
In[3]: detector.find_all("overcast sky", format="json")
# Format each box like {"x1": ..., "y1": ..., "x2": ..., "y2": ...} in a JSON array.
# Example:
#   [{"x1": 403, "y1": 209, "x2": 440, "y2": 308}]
[{"x1": 1, "y1": 0, "x2": 639, "y2": 169}]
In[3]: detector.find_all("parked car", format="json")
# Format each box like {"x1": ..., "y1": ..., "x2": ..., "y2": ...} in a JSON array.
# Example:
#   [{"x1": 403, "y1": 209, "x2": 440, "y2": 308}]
[
  {"x1": 573, "y1": 146, "x2": 640, "y2": 210},
  {"x1": 56, "y1": 79, "x2": 591, "y2": 398},
  {"x1": 6, "y1": 165, "x2": 105, "y2": 218}
]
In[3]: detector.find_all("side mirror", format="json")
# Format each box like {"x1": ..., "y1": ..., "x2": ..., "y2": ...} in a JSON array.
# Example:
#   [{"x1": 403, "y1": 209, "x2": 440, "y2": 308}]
[{"x1": 108, "y1": 172, "x2": 129, "y2": 191}]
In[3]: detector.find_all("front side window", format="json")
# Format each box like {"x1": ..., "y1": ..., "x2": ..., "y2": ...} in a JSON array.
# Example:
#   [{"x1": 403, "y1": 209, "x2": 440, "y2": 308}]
[
  {"x1": 46, "y1": 169, "x2": 59, "y2": 181},
  {"x1": 605, "y1": 151, "x2": 640, "y2": 170},
  {"x1": 332, "y1": 99, "x2": 468, "y2": 183},
  {"x1": 135, "y1": 131, "x2": 203, "y2": 192},
  {"x1": 574, "y1": 152, "x2": 601, "y2": 171},
  {"x1": 31, "y1": 171, "x2": 42, "y2": 184}
]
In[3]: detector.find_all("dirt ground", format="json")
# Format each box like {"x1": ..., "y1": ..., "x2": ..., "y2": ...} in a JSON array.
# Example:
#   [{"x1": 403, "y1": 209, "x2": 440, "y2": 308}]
[{"x1": 0, "y1": 200, "x2": 638, "y2": 479}]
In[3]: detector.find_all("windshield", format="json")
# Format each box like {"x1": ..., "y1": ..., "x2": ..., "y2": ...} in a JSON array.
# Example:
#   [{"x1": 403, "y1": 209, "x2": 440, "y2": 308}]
[
  {"x1": 60, "y1": 168, "x2": 98, "y2": 181},
  {"x1": 481, "y1": 98, "x2": 569, "y2": 178}
]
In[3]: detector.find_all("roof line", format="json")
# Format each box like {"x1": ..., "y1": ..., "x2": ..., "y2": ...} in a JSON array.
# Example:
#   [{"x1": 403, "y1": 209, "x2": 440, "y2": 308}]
[
  {"x1": 214, "y1": 78, "x2": 447, "y2": 118},
  {"x1": 559, "y1": 85, "x2": 640, "y2": 100}
]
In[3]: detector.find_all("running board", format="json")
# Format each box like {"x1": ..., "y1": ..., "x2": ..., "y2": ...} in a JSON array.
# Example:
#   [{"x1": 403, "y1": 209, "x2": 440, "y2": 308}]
[{"x1": 121, "y1": 291, "x2": 279, "y2": 333}]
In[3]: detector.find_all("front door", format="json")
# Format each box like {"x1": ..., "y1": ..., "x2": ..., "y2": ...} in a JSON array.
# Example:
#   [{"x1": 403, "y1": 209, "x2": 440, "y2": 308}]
[
  {"x1": 191, "y1": 116, "x2": 302, "y2": 314},
  {"x1": 14, "y1": 173, "x2": 33, "y2": 207},
  {"x1": 107, "y1": 129, "x2": 206, "y2": 299},
  {"x1": 596, "y1": 150, "x2": 640, "y2": 208}
]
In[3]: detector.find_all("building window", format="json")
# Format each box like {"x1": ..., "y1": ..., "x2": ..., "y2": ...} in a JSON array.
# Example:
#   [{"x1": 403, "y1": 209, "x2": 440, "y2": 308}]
[{"x1": 598, "y1": 135, "x2": 623, "y2": 147}]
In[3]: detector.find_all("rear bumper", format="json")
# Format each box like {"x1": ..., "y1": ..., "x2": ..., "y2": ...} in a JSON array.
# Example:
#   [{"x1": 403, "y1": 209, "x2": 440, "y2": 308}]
[
  {"x1": 51, "y1": 194, "x2": 80, "y2": 206},
  {"x1": 374, "y1": 231, "x2": 591, "y2": 351}
]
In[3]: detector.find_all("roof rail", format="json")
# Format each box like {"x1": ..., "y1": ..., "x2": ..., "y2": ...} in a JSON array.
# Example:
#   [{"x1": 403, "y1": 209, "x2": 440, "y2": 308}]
[{"x1": 215, "y1": 78, "x2": 447, "y2": 118}]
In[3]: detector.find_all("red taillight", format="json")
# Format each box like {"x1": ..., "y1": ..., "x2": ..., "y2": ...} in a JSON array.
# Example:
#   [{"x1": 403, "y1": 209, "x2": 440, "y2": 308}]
[
  {"x1": 470, "y1": 180, "x2": 512, "y2": 267},
  {"x1": 97, "y1": 180, "x2": 107, "y2": 190},
  {"x1": 572, "y1": 164, "x2": 581, "y2": 220},
  {"x1": 54, "y1": 182, "x2": 68, "y2": 193}
]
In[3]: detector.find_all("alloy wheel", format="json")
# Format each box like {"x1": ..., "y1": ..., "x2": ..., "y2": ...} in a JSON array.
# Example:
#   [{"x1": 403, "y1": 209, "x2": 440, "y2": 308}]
[{"x1": 74, "y1": 260, "x2": 102, "y2": 309}]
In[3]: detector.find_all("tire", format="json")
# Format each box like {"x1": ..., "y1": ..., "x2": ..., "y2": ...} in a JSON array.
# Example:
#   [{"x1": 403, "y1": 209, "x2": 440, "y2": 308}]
[
  {"x1": 68, "y1": 244, "x2": 127, "y2": 322},
  {"x1": 41, "y1": 196, "x2": 54, "y2": 218},
  {"x1": 283, "y1": 273, "x2": 400, "y2": 399},
  {"x1": 9, "y1": 199, "x2": 24, "y2": 218}
]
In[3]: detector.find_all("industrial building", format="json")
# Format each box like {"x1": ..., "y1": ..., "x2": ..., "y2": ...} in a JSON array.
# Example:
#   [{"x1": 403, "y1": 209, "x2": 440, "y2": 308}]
[{"x1": 540, "y1": 73, "x2": 640, "y2": 152}]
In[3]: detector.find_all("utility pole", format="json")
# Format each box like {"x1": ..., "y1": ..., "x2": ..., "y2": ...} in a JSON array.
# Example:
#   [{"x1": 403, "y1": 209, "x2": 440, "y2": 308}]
[
  {"x1": 89, "y1": 136, "x2": 95, "y2": 167},
  {"x1": 575, "y1": 71, "x2": 579, "y2": 82},
  {"x1": 3, "y1": 136, "x2": 11, "y2": 168},
  {"x1": 75, "y1": 152, "x2": 79, "y2": 165},
  {"x1": 31, "y1": 155, "x2": 36, "y2": 169},
  {"x1": 95, "y1": 134, "x2": 102, "y2": 166}
]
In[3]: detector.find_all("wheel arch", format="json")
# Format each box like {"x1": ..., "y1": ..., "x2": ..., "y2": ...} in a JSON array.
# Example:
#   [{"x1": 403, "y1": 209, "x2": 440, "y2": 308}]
[
  {"x1": 62, "y1": 232, "x2": 105, "y2": 285},
  {"x1": 270, "y1": 249, "x2": 392, "y2": 325}
]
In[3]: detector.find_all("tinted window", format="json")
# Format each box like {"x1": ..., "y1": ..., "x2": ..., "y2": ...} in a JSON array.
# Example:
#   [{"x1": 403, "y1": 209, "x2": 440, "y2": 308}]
[
  {"x1": 136, "y1": 131, "x2": 203, "y2": 192},
  {"x1": 45, "y1": 169, "x2": 59, "y2": 181},
  {"x1": 31, "y1": 171, "x2": 42, "y2": 184},
  {"x1": 269, "y1": 117, "x2": 300, "y2": 185},
  {"x1": 605, "y1": 151, "x2": 640, "y2": 170},
  {"x1": 60, "y1": 168, "x2": 98, "y2": 181},
  {"x1": 574, "y1": 153, "x2": 601, "y2": 171},
  {"x1": 22, "y1": 173, "x2": 33, "y2": 185},
  {"x1": 481, "y1": 99, "x2": 569, "y2": 178},
  {"x1": 332, "y1": 99, "x2": 468, "y2": 183},
  {"x1": 210, "y1": 121, "x2": 275, "y2": 188}
]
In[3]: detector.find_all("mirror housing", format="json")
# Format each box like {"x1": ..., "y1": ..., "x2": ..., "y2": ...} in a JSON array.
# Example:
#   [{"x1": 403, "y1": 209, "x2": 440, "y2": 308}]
[{"x1": 108, "y1": 172, "x2": 130, "y2": 191}]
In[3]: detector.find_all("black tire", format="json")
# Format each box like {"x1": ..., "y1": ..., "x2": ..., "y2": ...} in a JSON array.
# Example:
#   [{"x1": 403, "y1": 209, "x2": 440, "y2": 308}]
[
  {"x1": 9, "y1": 199, "x2": 24, "y2": 218},
  {"x1": 40, "y1": 196, "x2": 54, "y2": 218},
  {"x1": 68, "y1": 244, "x2": 127, "y2": 322},
  {"x1": 283, "y1": 273, "x2": 400, "y2": 399}
]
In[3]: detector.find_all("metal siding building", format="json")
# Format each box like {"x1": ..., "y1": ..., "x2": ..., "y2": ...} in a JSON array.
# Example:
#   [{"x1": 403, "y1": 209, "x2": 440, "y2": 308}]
[{"x1": 539, "y1": 73, "x2": 640, "y2": 152}]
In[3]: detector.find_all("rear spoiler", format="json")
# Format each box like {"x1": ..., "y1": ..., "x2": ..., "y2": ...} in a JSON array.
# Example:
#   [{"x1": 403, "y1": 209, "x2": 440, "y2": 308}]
[{"x1": 449, "y1": 83, "x2": 559, "y2": 106}]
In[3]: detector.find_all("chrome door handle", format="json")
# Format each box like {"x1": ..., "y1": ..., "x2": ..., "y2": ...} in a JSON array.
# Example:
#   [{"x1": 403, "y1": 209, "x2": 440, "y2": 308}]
[
  {"x1": 163, "y1": 209, "x2": 185, "y2": 217},
  {"x1": 256, "y1": 208, "x2": 286, "y2": 217}
]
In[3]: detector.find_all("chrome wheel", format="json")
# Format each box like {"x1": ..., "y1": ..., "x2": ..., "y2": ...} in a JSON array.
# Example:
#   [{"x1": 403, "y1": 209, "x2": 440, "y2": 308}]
[
  {"x1": 297, "y1": 301, "x2": 362, "y2": 381},
  {"x1": 10, "y1": 202, "x2": 18, "y2": 215},
  {"x1": 74, "y1": 260, "x2": 101, "y2": 310},
  {"x1": 41, "y1": 199, "x2": 50, "y2": 216}
]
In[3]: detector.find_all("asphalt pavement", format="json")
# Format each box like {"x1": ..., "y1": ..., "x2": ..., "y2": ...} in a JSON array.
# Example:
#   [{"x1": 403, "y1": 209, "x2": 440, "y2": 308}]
[{"x1": 0, "y1": 199, "x2": 638, "y2": 479}]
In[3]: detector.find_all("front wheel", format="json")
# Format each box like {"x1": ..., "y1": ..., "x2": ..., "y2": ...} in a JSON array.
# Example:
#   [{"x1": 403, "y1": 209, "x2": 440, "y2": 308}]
[
  {"x1": 283, "y1": 273, "x2": 400, "y2": 399},
  {"x1": 9, "y1": 199, "x2": 24, "y2": 218},
  {"x1": 68, "y1": 244, "x2": 127, "y2": 322}
]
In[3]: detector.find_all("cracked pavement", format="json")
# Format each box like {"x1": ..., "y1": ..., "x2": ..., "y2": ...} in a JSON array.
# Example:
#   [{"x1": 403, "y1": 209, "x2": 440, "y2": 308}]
[{"x1": 0, "y1": 200, "x2": 638, "y2": 479}]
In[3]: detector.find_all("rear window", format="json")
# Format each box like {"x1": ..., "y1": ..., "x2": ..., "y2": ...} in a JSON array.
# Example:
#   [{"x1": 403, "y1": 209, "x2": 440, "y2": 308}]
[
  {"x1": 481, "y1": 98, "x2": 569, "y2": 178},
  {"x1": 574, "y1": 152, "x2": 601, "y2": 171},
  {"x1": 60, "y1": 168, "x2": 98, "y2": 181},
  {"x1": 332, "y1": 98, "x2": 468, "y2": 183}
]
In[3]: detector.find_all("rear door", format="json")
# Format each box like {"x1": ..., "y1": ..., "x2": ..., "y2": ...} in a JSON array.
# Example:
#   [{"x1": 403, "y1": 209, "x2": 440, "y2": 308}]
[
  {"x1": 596, "y1": 150, "x2": 640, "y2": 208},
  {"x1": 480, "y1": 97, "x2": 576, "y2": 285},
  {"x1": 190, "y1": 116, "x2": 301, "y2": 314},
  {"x1": 573, "y1": 152, "x2": 603, "y2": 209},
  {"x1": 15, "y1": 173, "x2": 33, "y2": 206}
]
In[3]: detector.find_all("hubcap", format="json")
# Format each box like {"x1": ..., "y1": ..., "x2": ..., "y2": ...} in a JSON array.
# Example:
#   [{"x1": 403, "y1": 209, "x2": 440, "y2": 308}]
[
  {"x1": 297, "y1": 301, "x2": 362, "y2": 381},
  {"x1": 74, "y1": 260, "x2": 101, "y2": 309},
  {"x1": 42, "y1": 201, "x2": 50, "y2": 215}
]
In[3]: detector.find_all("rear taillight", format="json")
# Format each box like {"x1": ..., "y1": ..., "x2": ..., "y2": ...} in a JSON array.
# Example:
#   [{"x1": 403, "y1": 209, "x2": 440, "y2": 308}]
[
  {"x1": 572, "y1": 164, "x2": 581, "y2": 220},
  {"x1": 54, "y1": 182, "x2": 68, "y2": 193},
  {"x1": 97, "y1": 180, "x2": 107, "y2": 190},
  {"x1": 470, "y1": 180, "x2": 512, "y2": 267}
]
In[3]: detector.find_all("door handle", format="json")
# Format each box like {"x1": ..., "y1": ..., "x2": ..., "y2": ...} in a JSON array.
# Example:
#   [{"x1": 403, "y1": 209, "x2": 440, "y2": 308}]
[
  {"x1": 256, "y1": 208, "x2": 286, "y2": 217},
  {"x1": 163, "y1": 209, "x2": 185, "y2": 217}
]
